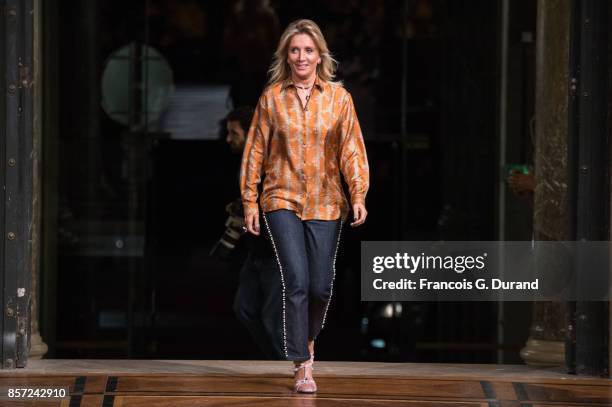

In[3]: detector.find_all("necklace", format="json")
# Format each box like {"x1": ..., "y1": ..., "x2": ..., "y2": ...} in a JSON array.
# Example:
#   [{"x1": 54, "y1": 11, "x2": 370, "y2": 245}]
[
  {"x1": 293, "y1": 78, "x2": 315, "y2": 109},
  {"x1": 296, "y1": 83, "x2": 314, "y2": 104}
]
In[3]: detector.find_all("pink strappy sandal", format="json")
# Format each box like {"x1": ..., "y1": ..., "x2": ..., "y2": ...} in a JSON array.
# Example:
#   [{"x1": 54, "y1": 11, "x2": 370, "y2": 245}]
[{"x1": 293, "y1": 354, "x2": 316, "y2": 393}]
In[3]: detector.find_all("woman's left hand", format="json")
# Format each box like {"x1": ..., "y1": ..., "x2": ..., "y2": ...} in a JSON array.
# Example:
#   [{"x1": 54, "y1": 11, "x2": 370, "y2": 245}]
[{"x1": 350, "y1": 203, "x2": 368, "y2": 227}]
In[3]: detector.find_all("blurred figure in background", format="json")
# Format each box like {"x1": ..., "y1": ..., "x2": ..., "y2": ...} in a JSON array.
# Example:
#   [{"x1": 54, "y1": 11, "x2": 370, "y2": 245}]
[{"x1": 211, "y1": 106, "x2": 284, "y2": 360}]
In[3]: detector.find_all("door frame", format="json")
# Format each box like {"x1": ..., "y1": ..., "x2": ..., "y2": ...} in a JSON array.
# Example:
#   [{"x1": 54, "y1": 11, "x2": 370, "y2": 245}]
[
  {"x1": 567, "y1": 0, "x2": 611, "y2": 377},
  {"x1": 1, "y1": 0, "x2": 34, "y2": 369}
]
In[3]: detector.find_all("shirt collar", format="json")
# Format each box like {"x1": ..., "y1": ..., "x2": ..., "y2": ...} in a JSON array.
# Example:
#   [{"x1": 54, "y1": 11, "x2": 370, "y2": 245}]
[{"x1": 281, "y1": 75, "x2": 326, "y2": 92}]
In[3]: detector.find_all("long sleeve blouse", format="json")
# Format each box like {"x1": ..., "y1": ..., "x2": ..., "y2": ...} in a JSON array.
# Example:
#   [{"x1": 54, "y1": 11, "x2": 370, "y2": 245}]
[{"x1": 240, "y1": 76, "x2": 369, "y2": 221}]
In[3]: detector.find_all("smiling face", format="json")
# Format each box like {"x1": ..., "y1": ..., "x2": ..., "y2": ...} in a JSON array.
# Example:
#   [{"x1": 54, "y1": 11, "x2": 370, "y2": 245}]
[{"x1": 286, "y1": 33, "x2": 321, "y2": 82}]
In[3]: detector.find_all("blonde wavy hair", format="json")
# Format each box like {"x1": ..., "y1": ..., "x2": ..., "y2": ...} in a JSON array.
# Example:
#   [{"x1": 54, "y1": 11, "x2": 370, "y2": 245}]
[{"x1": 267, "y1": 19, "x2": 338, "y2": 86}]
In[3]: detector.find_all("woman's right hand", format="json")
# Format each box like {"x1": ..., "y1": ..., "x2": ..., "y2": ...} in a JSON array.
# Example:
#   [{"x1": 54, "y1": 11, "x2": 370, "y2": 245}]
[{"x1": 245, "y1": 212, "x2": 260, "y2": 235}]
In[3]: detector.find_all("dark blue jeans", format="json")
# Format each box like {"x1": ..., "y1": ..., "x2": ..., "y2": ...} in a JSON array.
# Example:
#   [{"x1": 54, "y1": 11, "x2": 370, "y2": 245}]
[{"x1": 262, "y1": 209, "x2": 343, "y2": 362}]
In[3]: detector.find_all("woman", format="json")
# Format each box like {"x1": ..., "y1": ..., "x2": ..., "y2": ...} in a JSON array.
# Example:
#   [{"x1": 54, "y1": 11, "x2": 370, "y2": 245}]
[{"x1": 240, "y1": 19, "x2": 369, "y2": 393}]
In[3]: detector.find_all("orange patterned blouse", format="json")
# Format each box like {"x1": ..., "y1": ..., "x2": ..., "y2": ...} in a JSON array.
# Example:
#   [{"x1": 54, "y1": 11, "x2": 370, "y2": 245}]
[{"x1": 240, "y1": 76, "x2": 369, "y2": 221}]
